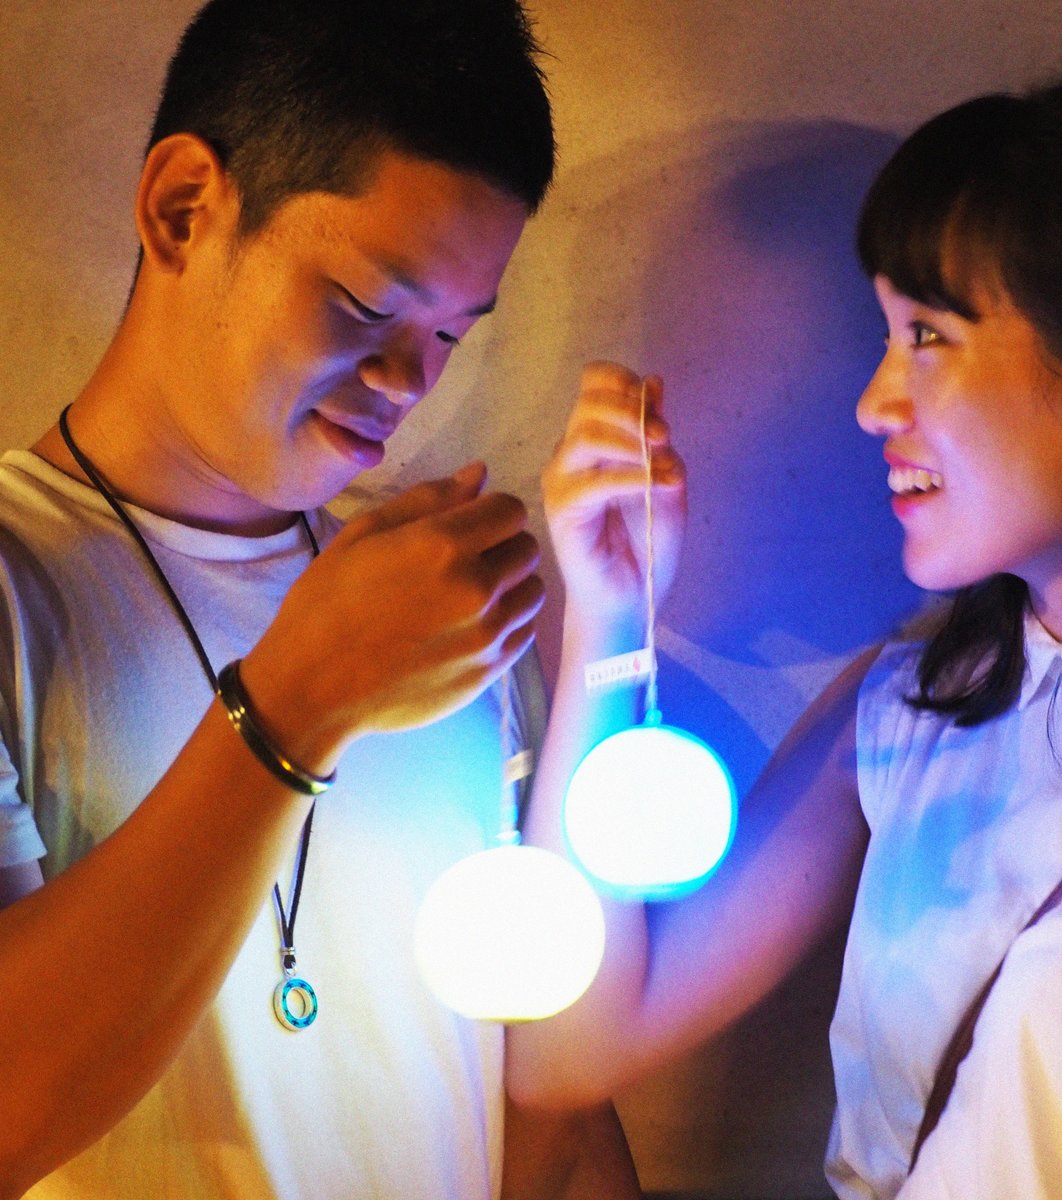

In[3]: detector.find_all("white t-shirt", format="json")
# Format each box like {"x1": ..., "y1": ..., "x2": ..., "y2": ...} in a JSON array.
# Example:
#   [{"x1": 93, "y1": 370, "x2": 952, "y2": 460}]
[
  {"x1": 0, "y1": 451, "x2": 513, "y2": 1199},
  {"x1": 827, "y1": 615, "x2": 1062, "y2": 1199}
]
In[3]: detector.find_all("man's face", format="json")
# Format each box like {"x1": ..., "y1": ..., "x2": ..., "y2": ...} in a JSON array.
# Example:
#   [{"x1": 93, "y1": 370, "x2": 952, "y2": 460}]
[{"x1": 164, "y1": 151, "x2": 528, "y2": 526}]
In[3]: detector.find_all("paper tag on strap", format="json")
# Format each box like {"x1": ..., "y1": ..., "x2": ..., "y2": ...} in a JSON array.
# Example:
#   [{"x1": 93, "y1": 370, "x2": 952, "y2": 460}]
[
  {"x1": 584, "y1": 649, "x2": 655, "y2": 693},
  {"x1": 504, "y1": 749, "x2": 535, "y2": 785}
]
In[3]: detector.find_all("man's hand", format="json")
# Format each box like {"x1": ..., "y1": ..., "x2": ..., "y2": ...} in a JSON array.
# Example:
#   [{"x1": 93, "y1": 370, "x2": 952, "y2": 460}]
[
  {"x1": 241, "y1": 462, "x2": 544, "y2": 772},
  {"x1": 542, "y1": 361, "x2": 686, "y2": 629}
]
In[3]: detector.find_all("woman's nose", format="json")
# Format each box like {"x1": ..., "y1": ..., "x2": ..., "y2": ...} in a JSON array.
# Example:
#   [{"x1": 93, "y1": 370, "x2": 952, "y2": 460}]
[{"x1": 856, "y1": 354, "x2": 914, "y2": 437}]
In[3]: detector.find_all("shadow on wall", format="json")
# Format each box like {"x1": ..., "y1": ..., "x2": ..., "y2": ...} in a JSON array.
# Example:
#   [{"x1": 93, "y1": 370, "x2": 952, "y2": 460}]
[
  {"x1": 549, "y1": 118, "x2": 923, "y2": 798},
  {"x1": 540, "y1": 120, "x2": 924, "y2": 1197}
]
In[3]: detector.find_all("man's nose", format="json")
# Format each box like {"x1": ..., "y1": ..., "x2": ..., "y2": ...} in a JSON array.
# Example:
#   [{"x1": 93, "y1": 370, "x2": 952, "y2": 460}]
[{"x1": 357, "y1": 333, "x2": 429, "y2": 409}]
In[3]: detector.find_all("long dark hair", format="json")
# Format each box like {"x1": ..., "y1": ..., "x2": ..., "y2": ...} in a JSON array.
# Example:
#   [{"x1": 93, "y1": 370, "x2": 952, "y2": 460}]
[{"x1": 856, "y1": 82, "x2": 1062, "y2": 726}]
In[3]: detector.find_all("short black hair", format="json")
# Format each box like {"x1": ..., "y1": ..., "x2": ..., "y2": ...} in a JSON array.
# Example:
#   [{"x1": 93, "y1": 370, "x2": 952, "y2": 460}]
[
  {"x1": 857, "y1": 81, "x2": 1062, "y2": 360},
  {"x1": 147, "y1": 0, "x2": 555, "y2": 235}
]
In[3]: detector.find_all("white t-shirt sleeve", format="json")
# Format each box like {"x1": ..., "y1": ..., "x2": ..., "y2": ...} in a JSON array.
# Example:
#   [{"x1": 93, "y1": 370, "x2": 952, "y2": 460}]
[{"x1": 897, "y1": 908, "x2": 1062, "y2": 1200}]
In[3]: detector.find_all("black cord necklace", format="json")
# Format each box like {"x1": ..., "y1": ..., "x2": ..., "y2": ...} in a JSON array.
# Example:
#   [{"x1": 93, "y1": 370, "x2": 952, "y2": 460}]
[{"x1": 59, "y1": 406, "x2": 321, "y2": 1032}]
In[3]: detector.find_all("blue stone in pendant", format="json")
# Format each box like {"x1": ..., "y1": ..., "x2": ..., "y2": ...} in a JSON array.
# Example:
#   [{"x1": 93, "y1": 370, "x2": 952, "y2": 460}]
[{"x1": 273, "y1": 976, "x2": 318, "y2": 1031}]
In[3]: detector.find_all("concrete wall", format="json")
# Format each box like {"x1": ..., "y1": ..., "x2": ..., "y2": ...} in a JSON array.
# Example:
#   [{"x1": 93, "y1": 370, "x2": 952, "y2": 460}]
[{"x1": 2, "y1": 2, "x2": 1060, "y2": 1194}]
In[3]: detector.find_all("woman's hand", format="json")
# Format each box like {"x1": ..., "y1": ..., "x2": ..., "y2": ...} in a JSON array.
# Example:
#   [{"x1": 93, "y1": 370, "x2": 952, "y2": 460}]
[{"x1": 543, "y1": 361, "x2": 686, "y2": 632}]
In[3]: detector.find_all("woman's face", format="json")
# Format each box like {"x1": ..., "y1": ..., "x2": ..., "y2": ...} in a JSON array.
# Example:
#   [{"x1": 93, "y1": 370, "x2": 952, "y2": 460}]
[{"x1": 857, "y1": 275, "x2": 1062, "y2": 610}]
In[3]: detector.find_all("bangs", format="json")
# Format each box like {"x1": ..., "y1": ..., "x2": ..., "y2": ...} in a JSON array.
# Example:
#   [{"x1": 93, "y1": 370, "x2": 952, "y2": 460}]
[{"x1": 857, "y1": 94, "x2": 1026, "y2": 321}]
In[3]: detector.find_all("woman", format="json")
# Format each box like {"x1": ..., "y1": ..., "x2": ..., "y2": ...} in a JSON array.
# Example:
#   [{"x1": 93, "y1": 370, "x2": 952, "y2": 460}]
[{"x1": 512, "y1": 81, "x2": 1062, "y2": 1199}]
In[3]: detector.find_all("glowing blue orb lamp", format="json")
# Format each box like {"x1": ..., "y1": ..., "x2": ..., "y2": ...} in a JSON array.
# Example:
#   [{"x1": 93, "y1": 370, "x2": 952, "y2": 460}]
[
  {"x1": 563, "y1": 378, "x2": 737, "y2": 900},
  {"x1": 563, "y1": 711, "x2": 736, "y2": 900}
]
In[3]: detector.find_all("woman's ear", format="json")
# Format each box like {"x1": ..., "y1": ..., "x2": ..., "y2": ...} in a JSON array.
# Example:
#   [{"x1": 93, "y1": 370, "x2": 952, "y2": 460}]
[{"x1": 135, "y1": 133, "x2": 237, "y2": 273}]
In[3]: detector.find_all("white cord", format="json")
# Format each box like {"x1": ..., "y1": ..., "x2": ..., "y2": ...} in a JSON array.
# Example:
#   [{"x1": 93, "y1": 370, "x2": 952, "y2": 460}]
[{"x1": 639, "y1": 381, "x2": 661, "y2": 724}]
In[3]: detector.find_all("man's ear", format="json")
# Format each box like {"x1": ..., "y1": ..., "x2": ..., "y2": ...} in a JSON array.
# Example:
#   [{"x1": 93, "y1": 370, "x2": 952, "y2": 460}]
[{"x1": 135, "y1": 133, "x2": 238, "y2": 273}]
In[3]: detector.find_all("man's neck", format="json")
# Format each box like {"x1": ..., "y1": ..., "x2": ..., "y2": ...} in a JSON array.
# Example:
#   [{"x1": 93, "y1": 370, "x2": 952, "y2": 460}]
[{"x1": 32, "y1": 390, "x2": 297, "y2": 540}]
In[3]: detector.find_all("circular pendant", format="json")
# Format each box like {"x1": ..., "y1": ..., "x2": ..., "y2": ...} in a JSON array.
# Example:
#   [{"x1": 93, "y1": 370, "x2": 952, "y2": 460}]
[{"x1": 273, "y1": 976, "x2": 318, "y2": 1031}]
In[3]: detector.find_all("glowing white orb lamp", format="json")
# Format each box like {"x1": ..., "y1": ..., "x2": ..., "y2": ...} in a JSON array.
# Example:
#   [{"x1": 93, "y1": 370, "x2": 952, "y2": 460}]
[
  {"x1": 415, "y1": 670, "x2": 606, "y2": 1023},
  {"x1": 414, "y1": 841, "x2": 605, "y2": 1022},
  {"x1": 563, "y1": 712, "x2": 736, "y2": 900}
]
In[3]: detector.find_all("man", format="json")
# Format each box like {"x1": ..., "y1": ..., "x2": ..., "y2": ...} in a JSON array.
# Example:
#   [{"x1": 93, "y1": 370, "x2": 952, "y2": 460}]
[{"x1": 0, "y1": 2, "x2": 665, "y2": 1194}]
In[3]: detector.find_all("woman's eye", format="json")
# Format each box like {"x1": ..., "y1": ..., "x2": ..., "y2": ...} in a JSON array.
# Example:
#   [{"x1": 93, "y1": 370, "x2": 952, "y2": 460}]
[{"x1": 911, "y1": 320, "x2": 942, "y2": 348}]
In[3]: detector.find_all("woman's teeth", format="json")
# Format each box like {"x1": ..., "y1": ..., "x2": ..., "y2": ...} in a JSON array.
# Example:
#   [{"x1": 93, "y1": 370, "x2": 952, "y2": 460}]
[{"x1": 888, "y1": 466, "x2": 943, "y2": 496}]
